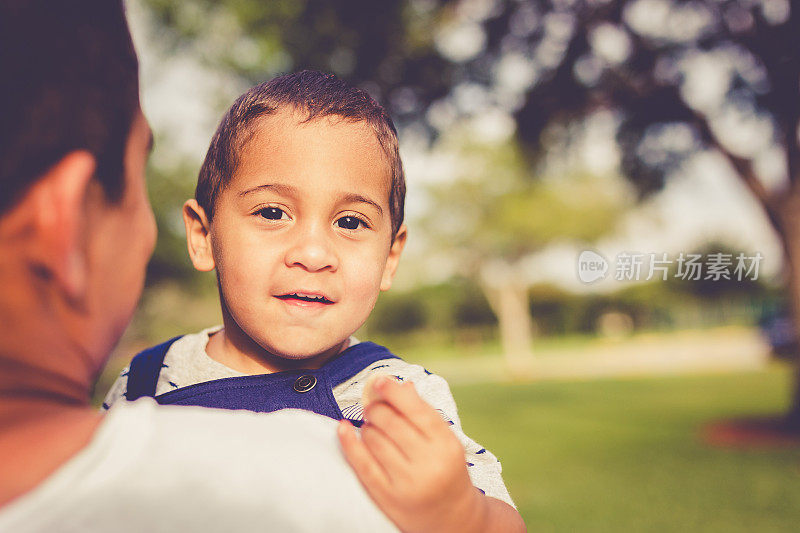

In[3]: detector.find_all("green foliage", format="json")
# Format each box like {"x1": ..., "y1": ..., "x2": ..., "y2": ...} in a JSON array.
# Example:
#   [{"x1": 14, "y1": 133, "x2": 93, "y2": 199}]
[
  {"x1": 141, "y1": 0, "x2": 452, "y2": 119},
  {"x1": 665, "y1": 240, "x2": 773, "y2": 299},
  {"x1": 145, "y1": 162, "x2": 199, "y2": 283},
  {"x1": 452, "y1": 282, "x2": 496, "y2": 327},
  {"x1": 424, "y1": 134, "x2": 629, "y2": 264},
  {"x1": 368, "y1": 292, "x2": 427, "y2": 334},
  {"x1": 366, "y1": 276, "x2": 774, "y2": 341},
  {"x1": 368, "y1": 278, "x2": 495, "y2": 336}
]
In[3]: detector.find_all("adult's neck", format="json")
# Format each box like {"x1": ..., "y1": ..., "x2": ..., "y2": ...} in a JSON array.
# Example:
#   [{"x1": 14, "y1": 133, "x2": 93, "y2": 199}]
[
  {"x1": 0, "y1": 252, "x2": 103, "y2": 508},
  {"x1": 0, "y1": 258, "x2": 94, "y2": 412}
]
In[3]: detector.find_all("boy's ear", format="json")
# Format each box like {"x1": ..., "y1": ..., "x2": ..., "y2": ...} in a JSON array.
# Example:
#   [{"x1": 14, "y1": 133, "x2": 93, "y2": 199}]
[
  {"x1": 380, "y1": 224, "x2": 407, "y2": 291},
  {"x1": 27, "y1": 150, "x2": 97, "y2": 301},
  {"x1": 183, "y1": 199, "x2": 215, "y2": 272}
]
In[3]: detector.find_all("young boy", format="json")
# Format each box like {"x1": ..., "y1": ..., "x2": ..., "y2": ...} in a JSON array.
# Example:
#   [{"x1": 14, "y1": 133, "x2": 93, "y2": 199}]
[{"x1": 104, "y1": 70, "x2": 524, "y2": 532}]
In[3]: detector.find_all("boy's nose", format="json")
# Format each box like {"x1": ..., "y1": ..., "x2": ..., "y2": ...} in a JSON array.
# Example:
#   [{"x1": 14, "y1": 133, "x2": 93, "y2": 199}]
[{"x1": 284, "y1": 224, "x2": 339, "y2": 273}]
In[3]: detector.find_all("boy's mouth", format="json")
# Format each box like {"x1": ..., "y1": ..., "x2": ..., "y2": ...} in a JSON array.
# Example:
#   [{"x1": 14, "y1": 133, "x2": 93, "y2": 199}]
[{"x1": 275, "y1": 292, "x2": 334, "y2": 305}]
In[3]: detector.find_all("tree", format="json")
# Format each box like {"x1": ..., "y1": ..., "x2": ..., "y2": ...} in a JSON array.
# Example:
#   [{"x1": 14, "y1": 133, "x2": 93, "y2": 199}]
[
  {"x1": 139, "y1": 0, "x2": 455, "y2": 127},
  {"x1": 454, "y1": 0, "x2": 800, "y2": 425},
  {"x1": 420, "y1": 128, "x2": 626, "y2": 370}
]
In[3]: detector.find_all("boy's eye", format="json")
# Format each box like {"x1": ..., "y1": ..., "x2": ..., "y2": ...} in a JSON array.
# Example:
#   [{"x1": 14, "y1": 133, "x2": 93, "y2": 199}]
[
  {"x1": 336, "y1": 216, "x2": 366, "y2": 230},
  {"x1": 258, "y1": 207, "x2": 287, "y2": 220}
]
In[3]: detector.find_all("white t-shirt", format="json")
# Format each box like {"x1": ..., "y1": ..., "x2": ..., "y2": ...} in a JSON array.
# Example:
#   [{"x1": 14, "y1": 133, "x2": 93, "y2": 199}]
[
  {"x1": 103, "y1": 328, "x2": 515, "y2": 508},
  {"x1": 0, "y1": 399, "x2": 397, "y2": 532}
]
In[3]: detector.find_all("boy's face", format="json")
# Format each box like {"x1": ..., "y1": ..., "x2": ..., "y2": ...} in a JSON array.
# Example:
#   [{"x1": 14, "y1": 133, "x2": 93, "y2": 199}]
[{"x1": 190, "y1": 109, "x2": 405, "y2": 360}]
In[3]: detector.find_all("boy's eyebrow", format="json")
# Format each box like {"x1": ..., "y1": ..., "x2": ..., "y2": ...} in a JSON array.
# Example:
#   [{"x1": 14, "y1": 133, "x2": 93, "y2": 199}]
[
  {"x1": 340, "y1": 193, "x2": 383, "y2": 216},
  {"x1": 239, "y1": 183, "x2": 298, "y2": 198}
]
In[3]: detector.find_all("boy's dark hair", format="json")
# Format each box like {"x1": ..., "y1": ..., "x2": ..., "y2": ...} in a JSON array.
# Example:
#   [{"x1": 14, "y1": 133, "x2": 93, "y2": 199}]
[
  {"x1": 196, "y1": 70, "x2": 406, "y2": 237},
  {"x1": 0, "y1": 0, "x2": 140, "y2": 214}
]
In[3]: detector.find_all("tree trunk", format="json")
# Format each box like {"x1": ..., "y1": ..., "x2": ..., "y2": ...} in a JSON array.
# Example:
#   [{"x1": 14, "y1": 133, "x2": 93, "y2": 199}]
[
  {"x1": 479, "y1": 261, "x2": 534, "y2": 374},
  {"x1": 775, "y1": 192, "x2": 800, "y2": 429}
]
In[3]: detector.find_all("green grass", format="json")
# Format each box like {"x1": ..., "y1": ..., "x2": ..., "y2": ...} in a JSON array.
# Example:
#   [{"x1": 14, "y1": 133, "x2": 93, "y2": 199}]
[{"x1": 451, "y1": 366, "x2": 800, "y2": 532}]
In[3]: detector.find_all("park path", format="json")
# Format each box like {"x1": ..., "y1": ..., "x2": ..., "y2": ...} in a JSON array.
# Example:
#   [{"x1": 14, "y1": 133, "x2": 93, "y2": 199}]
[{"x1": 428, "y1": 327, "x2": 772, "y2": 385}]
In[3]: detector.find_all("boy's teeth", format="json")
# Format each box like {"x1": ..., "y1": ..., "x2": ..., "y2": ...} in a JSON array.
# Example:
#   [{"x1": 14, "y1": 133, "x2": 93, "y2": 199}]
[{"x1": 292, "y1": 293, "x2": 325, "y2": 301}]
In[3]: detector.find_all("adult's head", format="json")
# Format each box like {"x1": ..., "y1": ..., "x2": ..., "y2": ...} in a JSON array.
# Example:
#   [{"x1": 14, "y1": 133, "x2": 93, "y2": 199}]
[
  {"x1": 0, "y1": 0, "x2": 156, "y2": 388},
  {"x1": 0, "y1": 0, "x2": 140, "y2": 213}
]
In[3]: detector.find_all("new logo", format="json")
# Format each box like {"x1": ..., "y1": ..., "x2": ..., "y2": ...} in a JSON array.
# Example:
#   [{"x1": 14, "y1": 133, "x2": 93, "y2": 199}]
[{"x1": 577, "y1": 250, "x2": 609, "y2": 283}]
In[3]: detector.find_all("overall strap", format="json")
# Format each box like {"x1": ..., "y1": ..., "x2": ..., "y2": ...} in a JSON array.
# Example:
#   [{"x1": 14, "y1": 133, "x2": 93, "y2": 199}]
[
  {"x1": 153, "y1": 372, "x2": 344, "y2": 419},
  {"x1": 125, "y1": 336, "x2": 183, "y2": 401},
  {"x1": 150, "y1": 341, "x2": 400, "y2": 421},
  {"x1": 326, "y1": 341, "x2": 399, "y2": 387}
]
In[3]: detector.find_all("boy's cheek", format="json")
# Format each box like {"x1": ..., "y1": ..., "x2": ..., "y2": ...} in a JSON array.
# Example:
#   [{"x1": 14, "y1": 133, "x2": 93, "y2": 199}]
[{"x1": 346, "y1": 261, "x2": 387, "y2": 296}]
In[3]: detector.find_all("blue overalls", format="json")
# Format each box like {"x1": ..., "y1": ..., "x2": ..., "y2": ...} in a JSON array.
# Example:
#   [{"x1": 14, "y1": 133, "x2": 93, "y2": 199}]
[{"x1": 124, "y1": 337, "x2": 399, "y2": 425}]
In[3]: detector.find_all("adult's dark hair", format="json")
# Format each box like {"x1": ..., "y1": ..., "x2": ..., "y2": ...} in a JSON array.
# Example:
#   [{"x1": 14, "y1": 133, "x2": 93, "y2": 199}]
[
  {"x1": 0, "y1": 0, "x2": 140, "y2": 214},
  {"x1": 197, "y1": 70, "x2": 406, "y2": 238}
]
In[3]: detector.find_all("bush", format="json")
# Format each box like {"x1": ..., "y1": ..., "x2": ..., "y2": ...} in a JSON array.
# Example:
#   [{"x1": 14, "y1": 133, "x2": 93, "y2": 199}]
[{"x1": 368, "y1": 293, "x2": 427, "y2": 334}]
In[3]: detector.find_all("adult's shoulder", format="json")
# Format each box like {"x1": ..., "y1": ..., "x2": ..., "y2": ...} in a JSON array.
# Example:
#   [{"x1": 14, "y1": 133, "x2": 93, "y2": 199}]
[{"x1": 0, "y1": 399, "x2": 397, "y2": 532}]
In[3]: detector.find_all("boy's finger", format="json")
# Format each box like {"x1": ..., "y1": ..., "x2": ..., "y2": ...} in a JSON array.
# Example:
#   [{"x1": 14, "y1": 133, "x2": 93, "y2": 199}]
[
  {"x1": 337, "y1": 420, "x2": 391, "y2": 495},
  {"x1": 363, "y1": 402, "x2": 426, "y2": 457},
  {"x1": 360, "y1": 423, "x2": 412, "y2": 483},
  {"x1": 371, "y1": 377, "x2": 449, "y2": 438}
]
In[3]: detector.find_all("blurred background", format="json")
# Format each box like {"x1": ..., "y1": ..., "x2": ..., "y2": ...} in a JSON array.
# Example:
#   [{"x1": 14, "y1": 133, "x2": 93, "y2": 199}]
[{"x1": 98, "y1": 0, "x2": 800, "y2": 530}]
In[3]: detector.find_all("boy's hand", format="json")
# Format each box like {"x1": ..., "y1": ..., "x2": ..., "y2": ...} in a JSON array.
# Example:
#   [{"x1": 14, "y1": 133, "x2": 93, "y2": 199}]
[{"x1": 337, "y1": 375, "x2": 487, "y2": 533}]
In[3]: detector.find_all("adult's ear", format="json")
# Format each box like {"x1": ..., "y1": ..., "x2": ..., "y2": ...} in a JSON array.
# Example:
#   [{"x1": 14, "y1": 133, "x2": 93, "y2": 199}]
[
  {"x1": 28, "y1": 151, "x2": 97, "y2": 300},
  {"x1": 182, "y1": 199, "x2": 215, "y2": 271},
  {"x1": 380, "y1": 224, "x2": 407, "y2": 291}
]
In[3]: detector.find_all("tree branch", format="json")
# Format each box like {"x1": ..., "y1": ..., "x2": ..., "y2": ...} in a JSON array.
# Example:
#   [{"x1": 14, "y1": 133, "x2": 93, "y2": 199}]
[
  {"x1": 690, "y1": 110, "x2": 790, "y2": 237},
  {"x1": 786, "y1": 114, "x2": 800, "y2": 189},
  {"x1": 692, "y1": 111, "x2": 773, "y2": 206}
]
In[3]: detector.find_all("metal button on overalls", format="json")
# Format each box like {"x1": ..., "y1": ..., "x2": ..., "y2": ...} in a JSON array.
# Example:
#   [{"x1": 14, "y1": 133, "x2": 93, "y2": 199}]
[{"x1": 293, "y1": 375, "x2": 317, "y2": 393}]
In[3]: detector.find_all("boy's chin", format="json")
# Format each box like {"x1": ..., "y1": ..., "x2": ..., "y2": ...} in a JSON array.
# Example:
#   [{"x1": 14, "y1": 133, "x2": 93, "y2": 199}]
[{"x1": 260, "y1": 337, "x2": 349, "y2": 361}]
